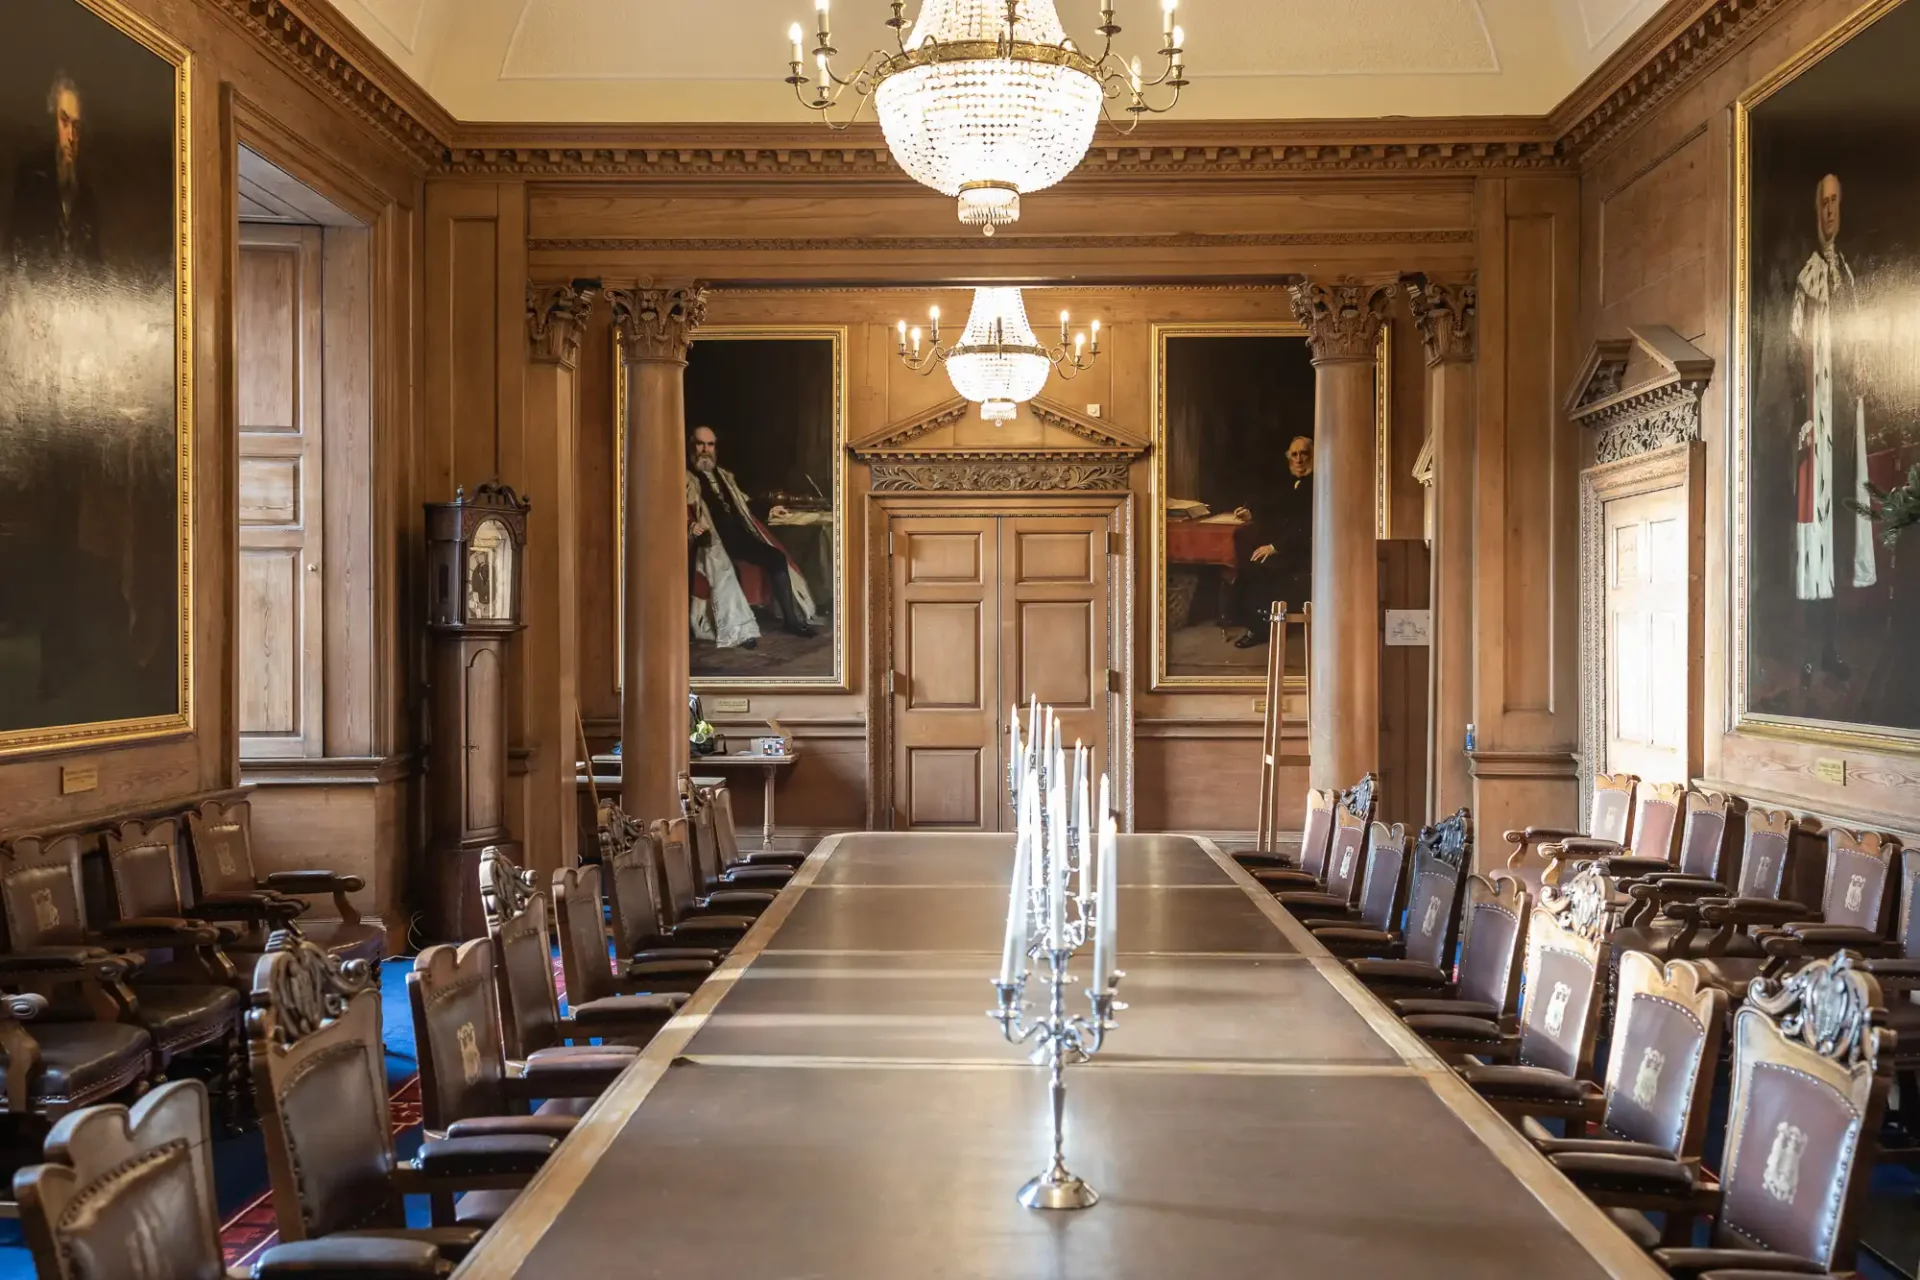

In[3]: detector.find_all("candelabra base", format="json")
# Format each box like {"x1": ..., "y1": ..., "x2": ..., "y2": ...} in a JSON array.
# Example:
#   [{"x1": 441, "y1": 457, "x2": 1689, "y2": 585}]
[{"x1": 1017, "y1": 1168, "x2": 1099, "y2": 1210}]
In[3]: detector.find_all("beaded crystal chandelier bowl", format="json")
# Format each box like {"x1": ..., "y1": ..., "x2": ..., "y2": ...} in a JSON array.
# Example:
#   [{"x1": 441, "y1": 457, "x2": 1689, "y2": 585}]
[
  {"x1": 898, "y1": 287, "x2": 1100, "y2": 421},
  {"x1": 785, "y1": 0, "x2": 1188, "y2": 233}
]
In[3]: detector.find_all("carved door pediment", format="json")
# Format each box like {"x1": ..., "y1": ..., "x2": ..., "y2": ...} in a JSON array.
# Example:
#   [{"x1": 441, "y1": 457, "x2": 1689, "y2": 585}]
[
  {"x1": 1566, "y1": 325, "x2": 1714, "y2": 465},
  {"x1": 849, "y1": 396, "x2": 1148, "y2": 493}
]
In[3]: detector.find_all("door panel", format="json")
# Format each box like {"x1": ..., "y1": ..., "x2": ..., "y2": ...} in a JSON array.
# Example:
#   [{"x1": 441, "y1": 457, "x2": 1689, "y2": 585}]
[
  {"x1": 891, "y1": 519, "x2": 998, "y2": 832},
  {"x1": 1000, "y1": 517, "x2": 1109, "y2": 828},
  {"x1": 1016, "y1": 601, "x2": 1095, "y2": 708},
  {"x1": 237, "y1": 226, "x2": 324, "y2": 760},
  {"x1": 1604, "y1": 488, "x2": 1689, "y2": 785}
]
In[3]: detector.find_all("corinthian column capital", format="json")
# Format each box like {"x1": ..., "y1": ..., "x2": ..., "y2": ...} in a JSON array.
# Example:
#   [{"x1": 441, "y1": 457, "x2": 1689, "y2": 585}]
[
  {"x1": 1403, "y1": 274, "x2": 1478, "y2": 366},
  {"x1": 608, "y1": 285, "x2": 709, "y2": 365},
  {"x1": 1286, "y1": 277, "x2": 1395, "y2": 364},
  {"x1": 526, "y1": 281, "x2": 599, "y2": 368}
]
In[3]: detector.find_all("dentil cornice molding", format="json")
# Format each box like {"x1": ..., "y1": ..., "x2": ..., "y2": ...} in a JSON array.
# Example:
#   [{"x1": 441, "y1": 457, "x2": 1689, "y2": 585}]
[
  {"x1": 224, "y1": 0, "x2": 1791, "y2": 179},
  {"x1": 608, "y1": 286, "x2": 709, "y2": 364}
]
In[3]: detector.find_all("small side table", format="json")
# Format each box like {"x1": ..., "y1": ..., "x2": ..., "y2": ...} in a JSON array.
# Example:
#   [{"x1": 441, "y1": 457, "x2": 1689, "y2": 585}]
[{"x1": 590, "y1": 748, "x2": 800, "y2": 849}]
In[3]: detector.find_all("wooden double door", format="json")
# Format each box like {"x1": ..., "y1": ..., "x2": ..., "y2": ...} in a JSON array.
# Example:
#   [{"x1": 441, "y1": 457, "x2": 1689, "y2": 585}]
[{"x1": 887, "y1": 510, "x2": 1115, "y2": 831}]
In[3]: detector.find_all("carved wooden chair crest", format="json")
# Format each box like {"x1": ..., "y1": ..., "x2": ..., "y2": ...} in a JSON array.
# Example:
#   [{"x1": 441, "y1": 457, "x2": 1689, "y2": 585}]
[{"x1": 477, "y1": 848, "x2": 569, "y2": 1062}]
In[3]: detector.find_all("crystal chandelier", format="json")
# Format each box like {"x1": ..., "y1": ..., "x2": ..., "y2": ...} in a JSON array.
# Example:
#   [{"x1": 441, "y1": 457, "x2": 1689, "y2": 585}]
[
  {"x1": 899, "y1": 287, "x2": 1101, "y2": 422},
  {"x1": 785, "y1": 0, "x2": 1188, "y2": 233}
]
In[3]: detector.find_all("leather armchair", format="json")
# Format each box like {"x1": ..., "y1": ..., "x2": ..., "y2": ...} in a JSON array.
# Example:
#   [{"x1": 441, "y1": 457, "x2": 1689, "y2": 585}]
[
  {"x1": 1553, "y1": 781, "x2": 1686, "y2": 887},
  {"x1": 251, "y1": 933, "x2": 555, "y2": 1247},
  {"x1": 1571, "y1": 952, "x2": 1890, "y2": 1278},
  {"x1": 0, "y1": 958, "x2": 152, "y2": 1127},
  {"x1": 1258, "y1": 775, "x2": 1377, "y2": 913},
  {"x1": 1233, "y1": 786, "x2": 1337, "y2": 873},
  {"x1": 1503, "y1": 770, "x2": 1637, "y2": 897},
  {"x1": 186, "y1": 798, "x2": 384, "y2": 968},
  {"x1": 410, "y1": 939, "x2": 631, "y2": 1156},
  {"x1": 1300, "y1": 822, "x2": 1408, "y2": 942},
  {"x1": 597, "y1": 810, "x2": 748, "y2": 957},
  {"x1": 16, "y1": 1079, "x2": 447, "y2": 1280},
  {"x1": 1327, "y1": 809, "x2": 1471, "y2": 971},
  {"x1": 656, "y1": 814, "x2": 774, "y2": 917},
  {"x1": 709, "y1": 783, "x2": 807, "y2": 871},
  {"x1": 683, "y1": 775, "x2": 793, "y2": 893},
  {"x1": 552, "y1": 863, "x2": 688, "y2": 1047},
  {"x1": 1373, "y1": 871, "x2": 1528, "y2": 1063}
]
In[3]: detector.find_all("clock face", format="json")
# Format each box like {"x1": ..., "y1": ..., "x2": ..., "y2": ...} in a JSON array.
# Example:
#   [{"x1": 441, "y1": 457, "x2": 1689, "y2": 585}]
[{"x1": 466, "y1": 518, "x2": 514, "y2": 621}]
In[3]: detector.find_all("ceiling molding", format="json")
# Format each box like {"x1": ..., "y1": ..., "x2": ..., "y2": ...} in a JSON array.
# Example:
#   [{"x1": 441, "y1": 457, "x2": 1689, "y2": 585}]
[
  {"x1": 228, "y1": 0, "x2": 1800, "y2": 180},
  {"x1": 211, "y1": 0, "x2": 454, "y2": 166},
  {"x1": 1549, "y1": 0, "x2": 1792, "y2": 160},
  {"x1": 528, "y1": 230, "x2": 1476, "y2": 254}
]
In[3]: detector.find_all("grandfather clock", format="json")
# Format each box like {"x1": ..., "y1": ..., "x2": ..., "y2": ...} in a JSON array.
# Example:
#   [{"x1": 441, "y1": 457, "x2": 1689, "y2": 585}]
[{"x1": 424, "y1": 482, "x2": 529, "y2": 941}]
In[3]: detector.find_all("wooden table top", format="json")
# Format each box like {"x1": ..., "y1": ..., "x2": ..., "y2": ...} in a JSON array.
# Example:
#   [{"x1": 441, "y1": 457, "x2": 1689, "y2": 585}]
[
  {"x1": 454, "y1": 833, "x2": 1661, "y2": 1280},
  {"x1": 586, "y1": 751, "x2": 796, "y2": 769}
]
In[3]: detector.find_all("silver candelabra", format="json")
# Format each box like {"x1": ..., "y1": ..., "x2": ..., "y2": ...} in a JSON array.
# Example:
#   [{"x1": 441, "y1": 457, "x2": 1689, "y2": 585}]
[{"x1": 991, "y1": 701, "x2": 1122, "y2": 1210}]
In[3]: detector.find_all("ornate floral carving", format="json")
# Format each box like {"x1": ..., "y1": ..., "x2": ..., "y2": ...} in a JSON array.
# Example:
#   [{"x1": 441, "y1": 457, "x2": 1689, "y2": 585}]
[
  {"x1": 250, "y1": 931, "x2": 373, "y2": 1049},
  {"x1": 868, "y1": 458, "x2": 1131, "y2": 493},
  {"x1": 1419, "y1": 808, "x2": 1473, "y2": 872},
  {"x1": 1747, "y1": 951, "x2": 1885, "y2": 1070},
  {"x1": 1569, "y1": 328, "x2": 1713, "y2": 464},
  {"x1": 1403, "y1": 276, "x2": 1477, "y2": 365},
  {"x1": 608, "y1": 286, "x2": 708, "y2": 364},
  {"x1": 526, "y1": 282, "x2": 598, "y2": 368},
  {"x1": 478, "y1": 845, "x2": 537, "y2": 931},
  {"x1": 1286, "y1": 278, "x2": 1395, "y2": 364},
  {"x1": 1342, "y1": 773, "x2": 1379, "y2": 821},
  {"x1": 1559, "y1": 865, "x2": 1613, "y2": 943}
]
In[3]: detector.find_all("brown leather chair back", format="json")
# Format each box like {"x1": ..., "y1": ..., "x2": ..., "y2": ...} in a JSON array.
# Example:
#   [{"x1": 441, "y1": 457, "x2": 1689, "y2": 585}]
[
  {"x1": 1895, "y1": 849, "x2": 1920, "y2": 961},
  {"x1": 1674, "y1": 791, "x2": 1736, "y2": 880},
  {"x1": 684, "y1": 788, "x2": 727, "y2": 892},
  {"x1": 185, "y1": 798, "x2": 258, "y2": 899},
  {"x1": 1820, "y1": 828, "x2": 1898, "y2": 933},
  {"x1": 103, "y1": 818, "x2": 188, "y2": 920},
  {"x1": 15, "y1": 1079, "x2": 222, "y2": 1280},
  {"x1": 479, "y1": 849, "x2": 564, "y2": 1060},
  {"x1": 0, "y1": 835, "x2": 92, "y2": 949},
  {"x1": 410, "y1": 939, "x2": 509, "y2": 1132},
  {"x1": 1605, "y1": 953, "x2": 1725, "y2": 1158},
  {"x1": 653, "y1": 817, "x2": 704, "y2": 925},
  {"x1": 249, "y1": 932, "x2": 391, "y2": 1241},
  {"x1": 606, "y1": 826, "x2": 669, "y2": 958},
  {"x1": 1722, "y1": 951, "x2": 1889, "y2": 1270},
  {"x1": 1735, "y1": 808, "x2": 1797, "y2": 900},
  {"x1": 1401, "y1": 809, "x2": 1472, "y2": 971},
  {"x1": 1298, "y1": 788, "x2": 1338, "y2": 880},
  {"x1": 1589, "y1": 772, "x2": 1637, "y2": 845},
  {"x1": 711, "y1": 785, "x2": 744, "y2": 867},
  {"x1": 1322, "y1": 776, "x2": 1377, "y2": 906},
  {"x1": 1629, "y1": 781, "x2": 1684, "y2": 864},
  {"x1": 553, "y1": 864, "x2": 620, "y2": 1010},
  {"x1": 1516, "y1": 868, "x2": 1605, "y2": 1077},
  {"x1": 1455, "y1": 873, "x2": 1528, "y2": 1015},
  {"x1": 1353, "y1": 822, "x2": 1409, "y2": 934}
]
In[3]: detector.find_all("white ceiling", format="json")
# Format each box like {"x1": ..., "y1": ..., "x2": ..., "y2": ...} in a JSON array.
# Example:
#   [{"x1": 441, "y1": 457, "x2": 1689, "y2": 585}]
[{"x1": 327, "y1": 0, "x2": 1669, "y2": 123}]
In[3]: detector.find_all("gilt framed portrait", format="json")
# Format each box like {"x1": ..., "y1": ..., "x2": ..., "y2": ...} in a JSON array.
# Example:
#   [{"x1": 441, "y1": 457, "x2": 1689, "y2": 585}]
[
  {"x1": 0, "y1": 0, "x2": 192, "y2": 756},
  {"x1": 618, "y1": 327, "x2": 846, "y2": 689},
  {"x1": 1734, "y1": 0, "x2": 1920, "y2": 751},
  {"x1": 1151, "y1": 322, "x2": 1385, "y2": 690}
]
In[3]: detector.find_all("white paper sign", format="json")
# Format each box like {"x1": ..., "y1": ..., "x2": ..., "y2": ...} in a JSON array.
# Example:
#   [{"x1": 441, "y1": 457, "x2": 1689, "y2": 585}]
[{"x1": 1384, "y1": 609, "x2": 1432, "y2": 646}]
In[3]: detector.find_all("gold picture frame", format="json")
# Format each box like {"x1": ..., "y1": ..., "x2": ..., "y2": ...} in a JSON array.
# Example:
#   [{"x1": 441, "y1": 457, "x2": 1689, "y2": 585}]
[
  {"x1": 0, "y1": 0, "x2": 194, "y2": 757},
  {"x1": 1149, "y1": 321, "x2": 1388, "y2": 691},
  {"x1": 1730, "y1": 0, "x2": 1920, "y2": 756},
  {"x1": 616, "y1": 325, "x2": 849, "y2": 691}
]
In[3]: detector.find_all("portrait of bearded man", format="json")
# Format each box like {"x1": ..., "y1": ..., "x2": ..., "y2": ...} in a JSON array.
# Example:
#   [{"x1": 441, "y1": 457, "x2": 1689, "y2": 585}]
[{"x1": 686, "y1": 424, "x2": 819, "y2": 652}]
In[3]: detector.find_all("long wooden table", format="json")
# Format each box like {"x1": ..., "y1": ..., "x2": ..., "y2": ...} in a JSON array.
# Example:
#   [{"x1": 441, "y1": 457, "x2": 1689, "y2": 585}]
[{"x1": 456, "y1": 834, "x2": 1662, "y2": 1279}]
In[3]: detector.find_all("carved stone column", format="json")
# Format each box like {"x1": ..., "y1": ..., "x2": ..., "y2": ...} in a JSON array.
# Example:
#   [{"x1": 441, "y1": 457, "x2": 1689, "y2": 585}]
[
  {"x1": 521, "y1": 282, "x2": 596, "y2": 876},
  {"x1": 609, "y1": 285, "x2": 708, "y2": 818},
  {"x1": 1405, "y1": 275, "x2": 1477, "y2": 821},
  {"x1": 1287, "y1": 277, "x2": 1394, "y2": 790}
]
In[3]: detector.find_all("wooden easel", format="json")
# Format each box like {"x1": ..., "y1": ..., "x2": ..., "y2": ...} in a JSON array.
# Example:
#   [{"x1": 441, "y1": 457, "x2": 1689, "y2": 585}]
[{"x1": 1254, "y1": 601, "x2": 1312, "y2": 851}]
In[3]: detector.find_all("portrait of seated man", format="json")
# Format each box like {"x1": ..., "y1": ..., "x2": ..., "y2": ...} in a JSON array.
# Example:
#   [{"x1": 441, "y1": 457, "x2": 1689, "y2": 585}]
[
  {"x1": 687, "y1": 424, "x2": 818, "y2": 653},
  {"x1": 1229, "y1": 433, "x2": 1315, "y2": 649}
]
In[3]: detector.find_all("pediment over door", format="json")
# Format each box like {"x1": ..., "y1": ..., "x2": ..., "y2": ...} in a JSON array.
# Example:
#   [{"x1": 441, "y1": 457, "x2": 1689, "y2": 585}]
[
  {"x1": 1565, "y1": 325, "x2": 1714, "y2": 465},
  {"x1": 849, "y1": 396, "x2": 1149, "y2": 493}
]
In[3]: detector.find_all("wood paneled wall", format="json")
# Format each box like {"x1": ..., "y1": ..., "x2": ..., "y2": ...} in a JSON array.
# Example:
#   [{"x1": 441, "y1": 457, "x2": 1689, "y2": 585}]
[
  {"x1": 0, "y1": 0, "x2": 426, "y2": 931},
  {"x1": 1579, "y1": 0, "x2": 1920, "y2": 845}
]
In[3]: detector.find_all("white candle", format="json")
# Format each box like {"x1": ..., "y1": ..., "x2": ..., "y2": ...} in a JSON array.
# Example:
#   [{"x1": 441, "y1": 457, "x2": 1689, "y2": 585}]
[
  {"x1": 1009, "y1": 707, "x2": 1021, "y2": 810},
  {"x1": 1000, "y1": 821, "x2": 1031, "y2": 984},
  {"x1": 1096, "y1": 800, "x2": 1117, "y2": 991},
  {"x1": 1073, "y1": 743, "x2": 1090, "y2": 902},
  {"x1": 1048, "y1": 783, "x2": 1066, "y2": 949},
  {"x1": 1026, "y1": 780, "x2": 1044, "y2": 902},
  {"x1": 789, "y1": 22, "x2": 804, "y2": 63}
]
